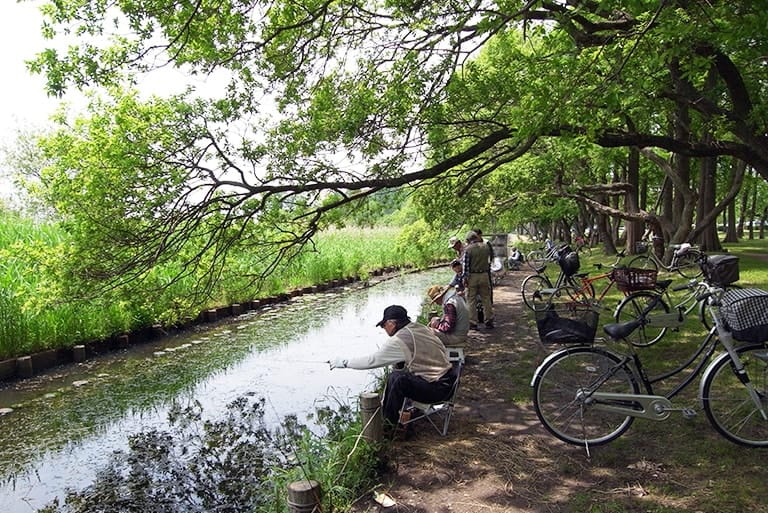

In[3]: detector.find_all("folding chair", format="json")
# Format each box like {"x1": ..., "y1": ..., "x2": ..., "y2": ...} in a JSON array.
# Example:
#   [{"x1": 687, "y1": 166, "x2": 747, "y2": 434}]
[{"x1": 400, "y1": 357, "x2": 463, "y2": 436}]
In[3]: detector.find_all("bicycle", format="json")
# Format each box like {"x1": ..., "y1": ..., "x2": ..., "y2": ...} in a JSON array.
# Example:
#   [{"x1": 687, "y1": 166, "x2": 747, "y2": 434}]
[
  {"x1": 522, "y1": 250, "x2": 626, "y2": 312},
  {"x1": 614, "y1": 254, "x2": 742, "y2": 347},
  {"x1": 525, "y1": 242, "x2": 568, "y2": 272},
  {"x1": 573, "y1": 235, "x2": 592, "y2": 256},
  {"x1": 628, "y1": 238, "x2": 702, "y2": 278},
  {"x1": 521, "y1": 245, "x2": 582, "y2": 310},
  {"x1": 531, "y1": 281, "x2": 768, "y2": 452}
]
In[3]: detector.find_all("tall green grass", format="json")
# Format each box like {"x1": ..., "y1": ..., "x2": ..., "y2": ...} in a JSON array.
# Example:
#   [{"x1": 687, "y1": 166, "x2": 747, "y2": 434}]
[{"x1": 0, "y1": 213, "x2": 449, "y2": 360}]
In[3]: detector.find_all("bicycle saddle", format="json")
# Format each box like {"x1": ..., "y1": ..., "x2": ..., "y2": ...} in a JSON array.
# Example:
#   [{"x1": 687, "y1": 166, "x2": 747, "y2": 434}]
[
  {"x1": 603, "y1": 319, "x2": 642, "y2": 341},
  {"x1": 655, "y1": 279, "x2": 673, "y2": 290}
]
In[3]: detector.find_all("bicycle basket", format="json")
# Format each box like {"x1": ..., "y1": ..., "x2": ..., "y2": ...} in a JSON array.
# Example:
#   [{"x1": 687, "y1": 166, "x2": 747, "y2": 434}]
[
  {"x1": 535, "y1": 302, "x2": 599, "y2": 345},
  {"x1": 557, "y1": 250, "x2": 580, "y2": 277},
  {"x1": 720, "y1": 288, "x2": 768, "y2": 343},
  {"x1": 612, "y1": 267, "x2": 658, "y2": 293},
  {"x1": 702, "y1": 254, "x2": 739, "y2": 286}
]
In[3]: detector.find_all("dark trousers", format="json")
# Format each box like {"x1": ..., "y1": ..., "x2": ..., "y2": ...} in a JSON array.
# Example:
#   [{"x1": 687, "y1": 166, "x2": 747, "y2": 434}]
[{"x1": 382, "y1": 366, "x2": 458, "y2": 425}]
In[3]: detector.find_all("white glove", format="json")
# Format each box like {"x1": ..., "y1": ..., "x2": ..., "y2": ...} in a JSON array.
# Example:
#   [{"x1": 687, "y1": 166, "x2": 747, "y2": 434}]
[{"x1": 329, "y1": 357, "x2": 348, "y2": 370}]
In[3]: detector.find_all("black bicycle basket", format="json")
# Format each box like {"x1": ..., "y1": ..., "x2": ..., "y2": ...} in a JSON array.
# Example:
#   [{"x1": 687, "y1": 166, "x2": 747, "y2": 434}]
[
  {"x1": 702, "y1": 254, "x2": 739, "y2": 286},
  {"x1": 720, "y1": 288, "x2": 768, "y2": 343},
  {"x1": 557, "y1": 247, "x2": 580, "y2": 277},
  {"x1": 535, "y1": 301, "x2": 598, "y2": 345}
]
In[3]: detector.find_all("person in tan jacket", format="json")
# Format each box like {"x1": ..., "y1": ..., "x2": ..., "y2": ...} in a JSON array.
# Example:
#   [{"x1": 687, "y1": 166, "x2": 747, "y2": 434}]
[{"x1": 329, "y1": 305, "x2": 458, "y2": 427}]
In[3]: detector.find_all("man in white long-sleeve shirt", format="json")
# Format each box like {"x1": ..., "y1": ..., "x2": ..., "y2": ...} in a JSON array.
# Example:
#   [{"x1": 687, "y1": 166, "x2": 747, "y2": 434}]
[{"x1": 330, "y1": 305, "x2": 458, "y2": 427}]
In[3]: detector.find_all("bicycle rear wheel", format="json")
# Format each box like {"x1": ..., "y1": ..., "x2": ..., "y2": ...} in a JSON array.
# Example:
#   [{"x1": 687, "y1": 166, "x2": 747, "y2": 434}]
[
  {"x1": 521, "y1": 274, "x2": 552, "y2": 310},
  {"x1": 677, "y1": 249, "x2": 704, "y2": 278},
  {"x1": 532, "y1": 347, "x2": 639, "y2": 447},
  {"x1": 613, "y1": 291, "x2": 670, "y2": 347},
  {"x1": 628, "y1": 255, "x2": 658, "y2": 272},
  {"x1": 700, "y1": 344, "x2": 768, "y2": 447}
]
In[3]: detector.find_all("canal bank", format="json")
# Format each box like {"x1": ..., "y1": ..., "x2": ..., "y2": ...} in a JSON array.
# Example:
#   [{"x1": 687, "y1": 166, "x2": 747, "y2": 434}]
[{"x1": 0, "y1": 265, "x2": 425, "y2": 384}]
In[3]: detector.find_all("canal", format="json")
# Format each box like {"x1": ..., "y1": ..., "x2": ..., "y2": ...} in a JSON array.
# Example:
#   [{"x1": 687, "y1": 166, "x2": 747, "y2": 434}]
[{"x1": 0, "y1": 268, "x2": 445, "y2": 512}]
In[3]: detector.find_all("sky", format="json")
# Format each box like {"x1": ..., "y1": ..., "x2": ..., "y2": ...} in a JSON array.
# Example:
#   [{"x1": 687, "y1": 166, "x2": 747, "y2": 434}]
[
  {"x1": 0, "y1": 1, "x2": 228, "y2": 204},
  {"x1": 0, "y1": 1, "x2": 61, "y2": 143}
]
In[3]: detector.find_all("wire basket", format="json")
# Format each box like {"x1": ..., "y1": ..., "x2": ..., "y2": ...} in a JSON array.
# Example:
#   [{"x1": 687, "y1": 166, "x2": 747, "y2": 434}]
[
  {"x1": 612, "y1": 267, "x2": 658, "y2": 293},
  {"x1": 534, "y1": 301, "x2": 599, "y2": 345}
]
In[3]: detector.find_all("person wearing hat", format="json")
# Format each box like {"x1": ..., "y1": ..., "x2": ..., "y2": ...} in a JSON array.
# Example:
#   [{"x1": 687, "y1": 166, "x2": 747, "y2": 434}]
[
  {"x1": 448, "y1": 236, "x2": 464, "y2": 259},
  {"x1": 328, "y1": 305, "x2": 458, "y2": 428},
  {"x1": 447, "y1": 260, "x2": 465, "y2": 293},
  {"x1": 461, "y1": 230, "x2": 494, "y2": 329},
  {"x1": 426, "y1": 284, "x2": 469, "y2": 346}
]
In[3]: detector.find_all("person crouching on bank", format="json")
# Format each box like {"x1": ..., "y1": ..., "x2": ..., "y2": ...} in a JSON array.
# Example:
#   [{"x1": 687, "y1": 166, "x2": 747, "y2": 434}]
[
  {"x1": 329, "y1": 305, "x2": 458, "y2": 428},
  {"x1": 426, "y1": 285, "x2": 469, "y2": 346}
]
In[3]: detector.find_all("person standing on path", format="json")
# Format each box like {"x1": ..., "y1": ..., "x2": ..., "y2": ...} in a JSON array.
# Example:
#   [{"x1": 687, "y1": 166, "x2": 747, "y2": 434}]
[
  {"x1": 473, "y1": 228, "x2": 496, "y2": 304},
  {"x1": 461, "y1": 231, "x2": 494, "y2": 329}
]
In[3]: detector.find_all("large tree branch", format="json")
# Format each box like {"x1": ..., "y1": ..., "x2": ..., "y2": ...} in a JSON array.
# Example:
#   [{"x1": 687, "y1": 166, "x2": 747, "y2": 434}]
[{"x1": 592, "y1": 130, "x2": 768, "y2": 180}]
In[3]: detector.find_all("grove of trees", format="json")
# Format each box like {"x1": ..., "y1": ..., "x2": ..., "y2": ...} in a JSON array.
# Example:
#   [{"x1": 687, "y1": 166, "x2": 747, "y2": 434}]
[{"x1": 9, "y1": 1, "x2": 767, "y2": 297}]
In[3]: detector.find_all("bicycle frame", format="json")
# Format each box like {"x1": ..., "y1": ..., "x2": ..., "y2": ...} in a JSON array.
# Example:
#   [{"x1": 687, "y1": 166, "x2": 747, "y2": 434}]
[
  {"x1": 571, "y1": 271, "x2": 617, "y2": 308},
  {"x1": 638, "y1": 244, "x2": 697, "y2": 273},
  {"x1": 551, "y1": 287, "x2": 768, "y2": 423},
  {"x1": 549, "y1": 251, "x2": 627, "y2": 306},
  {"x1": 584, "y1": 327, "x2": 721, "y2": 421}
]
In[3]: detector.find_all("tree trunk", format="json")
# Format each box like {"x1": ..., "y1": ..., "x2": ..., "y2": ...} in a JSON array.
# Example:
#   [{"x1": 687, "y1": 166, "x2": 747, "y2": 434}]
[
  {"x1": 749, "y1": 174, "x2": 758, "y2": 240},
  {"x1": 723, "y1": 160, "x2": 743, "y2": 243},
  {"x1": 737, "y1": 174, "x2": 750, "y2": 238},
  {"x1": 696, "y1": 153, "x2": 722, "y2": 251},
  {"x1": 624, "y1": 143, "x2": 643, "y2": 255}
]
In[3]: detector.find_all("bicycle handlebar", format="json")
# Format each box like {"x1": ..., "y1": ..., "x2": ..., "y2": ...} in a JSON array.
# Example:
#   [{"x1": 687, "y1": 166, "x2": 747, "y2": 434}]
[
  {"x1": 696, "y1": 282, "x2": 725, "y2": 304},
  {"x1": 672, "y1": 279, "x2": 699, "y2": 292}
]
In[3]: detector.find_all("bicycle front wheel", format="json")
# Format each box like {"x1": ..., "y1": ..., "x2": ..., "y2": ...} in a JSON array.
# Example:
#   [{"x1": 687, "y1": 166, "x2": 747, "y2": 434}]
[
  {"x1": 677, "y1": 249, "x2": 704, "y2": 278},
  {"x1": 532, "y1": 347, "x2": 639, "y2": 447},
  {"x1": 521, "y1": 274, "x2": 553, "y2": 310},
  {"x1": 527, "y1": 250, "x2": 546, "y2": 271},
  {"x1": 613, "y1": 291, "x2": 670, "y2": 347},
  {"x1": 700, "y1": 344, "x2": 768, "y2": 447},
  {"x1": 627, "y1": 255, "x2": 658, "y2": 272}
]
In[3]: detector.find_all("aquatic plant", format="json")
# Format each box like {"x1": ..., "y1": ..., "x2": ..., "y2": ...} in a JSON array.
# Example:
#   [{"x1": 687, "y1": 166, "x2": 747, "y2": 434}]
[{"x1": 36, "y1": 395, "x2": 378, "y2": 513}]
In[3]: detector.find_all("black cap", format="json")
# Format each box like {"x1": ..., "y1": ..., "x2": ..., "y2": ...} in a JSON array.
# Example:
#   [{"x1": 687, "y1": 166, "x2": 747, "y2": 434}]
[{"x1": 375, "y1": 305, "x2": 410, "y2": 327}]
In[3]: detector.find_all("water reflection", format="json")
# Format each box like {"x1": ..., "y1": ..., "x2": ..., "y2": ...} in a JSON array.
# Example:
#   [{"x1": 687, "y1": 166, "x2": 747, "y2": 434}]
[{"x1": 0, "y1": 268, "x2": 445, "y2": 512}]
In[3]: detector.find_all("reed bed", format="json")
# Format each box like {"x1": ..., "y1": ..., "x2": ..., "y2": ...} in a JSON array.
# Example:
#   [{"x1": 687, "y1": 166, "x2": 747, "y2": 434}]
[{"x1": 0, "y1": 214, "x2": 448, "y2": 360}]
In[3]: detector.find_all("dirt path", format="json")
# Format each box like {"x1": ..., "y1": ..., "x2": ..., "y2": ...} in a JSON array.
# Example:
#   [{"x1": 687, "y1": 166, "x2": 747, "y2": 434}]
[
  {"x1": 347, "y1": 270, "x2": 768, "y2": 513},
  {"x1": 349, "y1": 272, "x2": 584, "y2": 512}
]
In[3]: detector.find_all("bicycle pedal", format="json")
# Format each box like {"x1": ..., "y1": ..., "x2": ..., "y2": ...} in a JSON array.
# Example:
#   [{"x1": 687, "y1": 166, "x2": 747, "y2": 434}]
[{"x1": 681, "y1": 408, "x2": 697, "y2": 419}]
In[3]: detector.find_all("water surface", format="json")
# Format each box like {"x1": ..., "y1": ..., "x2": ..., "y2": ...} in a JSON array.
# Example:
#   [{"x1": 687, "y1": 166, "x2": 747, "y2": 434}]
[{"x1": 0, "y1": 268, "x2": 446, "y2": 512}]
